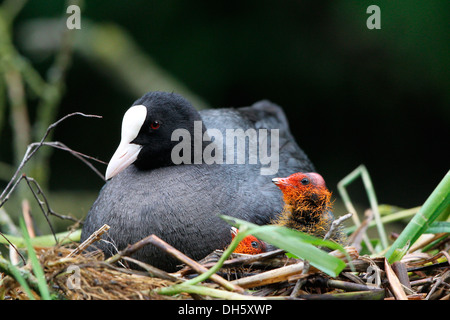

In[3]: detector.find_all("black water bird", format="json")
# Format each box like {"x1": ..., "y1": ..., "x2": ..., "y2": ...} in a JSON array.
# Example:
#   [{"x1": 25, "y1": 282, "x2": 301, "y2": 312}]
[{"x1": 81, "y1": 91, "x2": 315, "y2": 271}]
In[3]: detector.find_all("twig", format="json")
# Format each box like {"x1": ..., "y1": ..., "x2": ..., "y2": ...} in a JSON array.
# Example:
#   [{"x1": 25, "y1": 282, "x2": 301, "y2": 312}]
[
  {"x1": 28, "y1": 141, "x2": 107, "y2": 180},
  {"x1": 231, "y1": 260, "x2": 307, "y2": 289},
  {"x1": 296, "y1": 289, "x2": 385, "y2": 300},
  {"x1": 23, "y1": 175, "x2": 58, "y2": 242},
  {"x1": 405, "y1": 250, "x2": 450, "y2": 271},
  {"x1": 0, "y1": 113, "x2": 102, "y2": 249},
  {"x1": 384, "y1": 258, "x2": 408, "y2": 300},
  {"x1": 231, "y1": 247, "x2": 358, "y2": 289},
  {"x1": 289, "y1": 212, "x2": 350, "y2": 296},
  {"x1": 0, "y1": 174, "x2": 67, "y2": 244},
  {"x1": 177, "y1": 249, "x2": 287, "y2": 276},
  {"x1": 391, "y1": 261, "x2": 411, "y2": 290},
  {"x1": 425, "y1": 270, "x2": 450, "y2": 300},
  {"x1": 410, "y1": 277, "x2": 434, "y2": 287},
  {"x1": 323, "y1": 212, "x2": 353, "y2": 242},
  {"x1": 24, "y1": 174, "x2": 81, "y2": 238},
  {"x1": 347, "y1": 209, "x2": 373, "y2": 252},
  {"x1": 121, "y1": 256, "x2": 178, "y2": 282},
  {"x1": 0, "y1": 231, "x2": 26, "y2": 265},
  {"x1": 104, "y1": 235, "x2": 155, "y2": 265},
  {"x1": 290, "y1": 212, "x2": 349, "y2": 295},
  {"x1": 0, "y1": 112, "x2": 103, "y2": 206},
  {"x1": 118, "y1": 234, "x2": 244, "y2": 293},
  {"x1": 66, "y1": 224, "x2": 110, "y2": 258},
  {"x1": 409, "y1": 233, "x2": 448, "y2": 253},
  {"x1": 326, "y1": 279, "x2": 380, "y2": 292},
  {"x1": 290, "y1": 260, "x2": 310, "y2": 297}
]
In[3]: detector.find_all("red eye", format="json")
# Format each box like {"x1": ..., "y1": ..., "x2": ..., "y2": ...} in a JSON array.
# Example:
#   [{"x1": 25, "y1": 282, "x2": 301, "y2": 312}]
[{"x1": 150, "y1": 120, "x2": 160, "y2": 130}]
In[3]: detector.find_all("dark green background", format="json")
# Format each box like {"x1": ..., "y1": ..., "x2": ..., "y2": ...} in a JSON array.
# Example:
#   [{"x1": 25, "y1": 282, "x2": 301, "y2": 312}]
[{"x1": 2, "y1": 0, "x2": 449, "y2": 215}]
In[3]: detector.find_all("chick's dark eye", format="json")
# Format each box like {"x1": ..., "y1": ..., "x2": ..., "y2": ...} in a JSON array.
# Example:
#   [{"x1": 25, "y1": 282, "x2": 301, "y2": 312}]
[
  {"x1": 150, "y1": 120, "x2": 160, "y2": 130},
  {"x1": 251, "y1": 241, "x2": 260, "y2": 249},
  {"x1": 301, "y1": 178, "x2": 310, "y2": 185}
]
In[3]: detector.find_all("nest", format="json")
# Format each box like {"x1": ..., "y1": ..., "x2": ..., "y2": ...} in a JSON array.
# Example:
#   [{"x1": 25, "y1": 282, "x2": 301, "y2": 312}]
[
  {"x1": 2, "y1": 244, "x2": 185, "y2": 300},
  {"x1": 1, "y1": 225, "x2": 448, "y2": 300},
  {"x1": 43, "y1": 246, "x2": 183, "y2": 300}
]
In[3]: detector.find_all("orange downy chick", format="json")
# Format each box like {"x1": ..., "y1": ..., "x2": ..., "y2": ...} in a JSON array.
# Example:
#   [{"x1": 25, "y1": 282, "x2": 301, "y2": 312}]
[
  {"x1": 272, "y1": 172, "x2": 346, "y2": 243},
  {"x1": 231, "y1": 227, "x2": 267, "y2": 254},
  {"x1": 229, "y1": 172, "x2": 346, "y2": 255}
]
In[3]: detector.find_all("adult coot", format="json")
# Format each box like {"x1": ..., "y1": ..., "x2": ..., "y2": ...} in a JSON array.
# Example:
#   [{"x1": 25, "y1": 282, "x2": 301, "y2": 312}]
[{"x1": 81, "y1": 91, "x2": 315, "y2": 271}]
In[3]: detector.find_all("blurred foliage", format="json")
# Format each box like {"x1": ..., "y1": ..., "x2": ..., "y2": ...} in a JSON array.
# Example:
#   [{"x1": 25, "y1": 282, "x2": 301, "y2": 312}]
[{"x1": 0, "y1": 0, "x2": 448, "y2": 225}]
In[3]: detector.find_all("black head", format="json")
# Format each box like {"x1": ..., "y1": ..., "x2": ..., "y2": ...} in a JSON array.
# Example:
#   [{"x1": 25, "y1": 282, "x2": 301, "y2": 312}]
[{"x1": 105, "y1": 92, "x2": 205, "y2": 179}]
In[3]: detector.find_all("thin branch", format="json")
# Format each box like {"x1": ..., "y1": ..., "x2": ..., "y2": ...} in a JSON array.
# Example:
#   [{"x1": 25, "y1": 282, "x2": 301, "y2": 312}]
[
  {"x1": 40, "y1": 141, "x2": 107, "y2": 165},
  {"x1": 34, "y1": 141, "x2": 106, "y2": 180},
  {"x1": 230, "y1": 247, "x2": 358, "y2": 290},
  {"x1": 0, "y1": 112, "x2": 103, "y2": 205},
  {"x1": 25, "y1": 175, "x2": 79, "y2": 221},
  {"x1": 0, "y1": 231, "x2": 26, "y2": 264},
  {"x1": 290, "y1": 260, "x2": 310, "y2": 297},
  {"x1": 106, "y1": 234, "x2": 245, "y2": 293},
  {"x1": 323, "y1": 212, "x2": 353, "y2": 242},
  {"x1": 384, "y1": 258, "x2": 408, "y2": 300},
  {"x1": 0, "y1": 172, "x2": 81, "y2": 247},
  {"x1": 0, "y1": 172, "x2": 25, "y2": 208},
  {"x1": 177, "y1": 249, "x2": 288, "y2": 277},
  {"x1": 347, "y1": 209, "x2": 373, "y2": 252},
  {"x1": 66, "y1": 224, "x2": 110, "y2": 258},
  {"x1": 121, "y1": 256, "x2": 178, "y2": 282},
  {"x1": 27, "y1": 112, "x2": 103, "y2": 163},
  {"x1": 231, "y1": 260, "x2": 307, "y2": 289},
  {"x1": 22, "y1": 175, "x2": 58, "y2": 243},
  {"x1": 291, "y1": 212, "x2": 353, "y2": 295}
]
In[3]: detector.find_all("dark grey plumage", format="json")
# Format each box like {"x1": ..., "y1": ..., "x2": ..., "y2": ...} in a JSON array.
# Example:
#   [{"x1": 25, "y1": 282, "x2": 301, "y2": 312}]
[{"x1": 81, "y1": 92, "x2": 314, "y2": 271}]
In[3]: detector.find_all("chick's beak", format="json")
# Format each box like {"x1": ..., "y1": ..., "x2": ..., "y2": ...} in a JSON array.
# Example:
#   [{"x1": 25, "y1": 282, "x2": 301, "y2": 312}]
[
  {"x1": 230, "y1": 227, "x2": 238, "y2": 239},
  {"x1": 105, "y1": 142, "x2": 142, "y2": 180},
  {"x1": 272, "y1": 177, "x2": 289, "y2": 187}
]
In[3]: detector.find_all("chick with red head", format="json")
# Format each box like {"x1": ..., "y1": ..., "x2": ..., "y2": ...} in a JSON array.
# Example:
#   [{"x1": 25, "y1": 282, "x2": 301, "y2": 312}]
[
  {"x1": 231, "y1": 227, "x2": 267, "y2": 254},
  {"x1": 231, "y1": 172, "x2": 346, "y2": 254},
  {"x1": 272, "y1": 172, "x2": 345, "y2": 243}
]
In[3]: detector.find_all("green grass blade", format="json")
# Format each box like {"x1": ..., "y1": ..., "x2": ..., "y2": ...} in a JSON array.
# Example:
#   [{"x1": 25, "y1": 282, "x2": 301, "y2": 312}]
[
  {"x1": 157, "y1": 283, "x2": 265, "y2": 300},
  {"x1": 387, "y1": 241, "x2": 410, "y2": 263},
  {"x1": 425, "y1": 221, "x2": 450, "y2": 234},
  {"x1": 436, "y1": 203, "x2": 450, "y2": 221},
  {"x1": 19, "y1": 218, "x2": 51, "y2": 300},
  {"x1": 337, "y1": 165, "x2": 388, "y2": 251},
  {"x1": 0, "y1": 229, "x2": 81, "y2": 248},
  {"x1": 344, "y1": 206, "x2": 420, "y2": 234},
  {"x1": 385, "y1": 170, "x2": 450, "y2": 262},
  {"x1": 176, "y1": 219, "x2": 251, "y2": 289},
  {"x1": 222, "y1": 215, "x2": 346, "y2": 277},
  {"x1": 1, "y1": 258, "x2": 35, "y2": 300}
]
